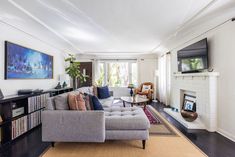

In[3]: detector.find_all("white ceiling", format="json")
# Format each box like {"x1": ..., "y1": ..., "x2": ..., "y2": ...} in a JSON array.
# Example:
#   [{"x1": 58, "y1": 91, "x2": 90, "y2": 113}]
[{"x1": 0, "y1": 0, "x2": 233, "y2": 55}]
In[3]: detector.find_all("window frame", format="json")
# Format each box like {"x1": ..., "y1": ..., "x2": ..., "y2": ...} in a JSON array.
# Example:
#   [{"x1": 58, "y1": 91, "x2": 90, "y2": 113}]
[{"x1": 97, "y1": 60, "x2": 138, "y2": 87}]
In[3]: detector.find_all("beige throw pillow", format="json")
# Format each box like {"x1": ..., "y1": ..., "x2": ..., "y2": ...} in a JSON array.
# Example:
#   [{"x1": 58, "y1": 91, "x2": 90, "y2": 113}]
[{"x1": 142, "y1": 85, "x2": 151, "y2": 92}]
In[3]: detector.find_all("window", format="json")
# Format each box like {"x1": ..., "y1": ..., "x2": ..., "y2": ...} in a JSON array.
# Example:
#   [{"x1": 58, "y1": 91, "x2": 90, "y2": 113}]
[
  {"x1": 96, "y1": 62, "x2": 105, "y2": 86},
  {"x1": 96, "y1": 61, "x2": 138, "y2": 87},
  {"x1": 131, "y1": 63, "x2": 137, "y2": 86}
]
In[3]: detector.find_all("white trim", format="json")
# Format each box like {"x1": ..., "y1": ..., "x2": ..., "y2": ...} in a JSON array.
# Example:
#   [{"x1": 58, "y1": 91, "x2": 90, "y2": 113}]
[
  {"x1": 217, "y1": 128, "x2": 235, "y2": 142},
  {"x1": 173, "y1": 72, "x2": 220, "y2": 78}
]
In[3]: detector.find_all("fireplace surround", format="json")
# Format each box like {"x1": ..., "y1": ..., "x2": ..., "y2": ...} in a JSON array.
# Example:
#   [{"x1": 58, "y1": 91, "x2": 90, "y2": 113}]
[{"x1": 164, "y1": 72, "x2": 219, "y2": 132}]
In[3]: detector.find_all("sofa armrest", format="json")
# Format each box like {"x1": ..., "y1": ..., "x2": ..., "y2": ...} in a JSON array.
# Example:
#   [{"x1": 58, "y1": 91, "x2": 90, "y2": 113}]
[{"x1": 42, "y1": 110, "x2": 105, "y2": 142}]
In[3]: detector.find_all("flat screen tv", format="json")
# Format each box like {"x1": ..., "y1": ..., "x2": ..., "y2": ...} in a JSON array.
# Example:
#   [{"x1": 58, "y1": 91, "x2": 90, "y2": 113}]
[
  {"x1": 5, "y1": 41, "x2": 53, "y2": 79},
  {"x1": 177, "y1": 38, "x2": 208, "y2": 73}
]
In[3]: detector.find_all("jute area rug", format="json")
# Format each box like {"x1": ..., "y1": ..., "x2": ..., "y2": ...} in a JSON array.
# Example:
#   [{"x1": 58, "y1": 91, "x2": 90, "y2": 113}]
[{"x1": 41, "y1": 105, "x2": 207, "y2": 157}]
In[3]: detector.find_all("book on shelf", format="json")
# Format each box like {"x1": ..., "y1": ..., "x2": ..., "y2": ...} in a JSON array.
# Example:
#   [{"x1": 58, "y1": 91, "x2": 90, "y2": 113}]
[
  {"x1": 28, "y1": 93, "x2": 50, "y2": 113},
  {"x1": 28, "y1": 110, "x2": 41, "y2": 130},
  {"x1": 11, "y1": 115, "x2": 27, "y2": 140}
]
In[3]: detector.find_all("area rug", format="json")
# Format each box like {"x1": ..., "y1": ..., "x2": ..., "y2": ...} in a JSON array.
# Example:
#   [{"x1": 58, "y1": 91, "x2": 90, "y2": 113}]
[
  {"x1": 41, "y1": 105, "x2": 207, "y2": 157},
  {"x1": 144, "y1": 105, "x2": 177, "y2": 136}
]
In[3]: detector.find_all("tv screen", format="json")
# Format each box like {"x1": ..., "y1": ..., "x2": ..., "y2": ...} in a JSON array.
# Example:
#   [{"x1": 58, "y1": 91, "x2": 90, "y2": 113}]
[
  {"x1": 177, "y1": 38, "x2": 208, "y2": 73},
  {"x1": 5, "y1": 41, "x2": 53, "y2": 79}
]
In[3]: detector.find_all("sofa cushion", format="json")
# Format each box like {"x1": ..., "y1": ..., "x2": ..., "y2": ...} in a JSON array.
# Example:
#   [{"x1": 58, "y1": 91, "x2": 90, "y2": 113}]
[
  {"x1": 91, "y1": 96, "x2": 104, "y2": 110},
  {"x1": 97, "y1": 86, "x2": 110, "y2": 99},
  {"x1": 45, "y1": 98, "x2": 55, "y2": 110},
  {"x1": 99, "y1": 96, "x2": 114, "y2": 108},
  {"x1": 54, "y1": 93, "x2": 69, "y2": 110},
  {"x1": 76, "y1": 86, "x2": 93, "y2": 95},
  {"x1": 104, "y1": 107, "x2": 150, "y2": 130},
  {"x1": 76, "y1": 94, "x2": 86, "y2": 111}
]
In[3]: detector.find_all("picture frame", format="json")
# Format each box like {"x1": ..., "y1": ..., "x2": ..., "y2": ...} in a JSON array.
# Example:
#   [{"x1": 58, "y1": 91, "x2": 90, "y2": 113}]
[
  {"x1": 182, "y1": 94, "x2": 196, "y2": 112},
  {"x1": 5, "y1": 41, "x2": 54, "y2": 79}
]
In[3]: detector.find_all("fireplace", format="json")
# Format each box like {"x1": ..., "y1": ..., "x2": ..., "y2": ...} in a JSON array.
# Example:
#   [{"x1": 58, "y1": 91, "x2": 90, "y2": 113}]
[{"x1": 164, "y1": 72, "x2": 219, "y2": 132}]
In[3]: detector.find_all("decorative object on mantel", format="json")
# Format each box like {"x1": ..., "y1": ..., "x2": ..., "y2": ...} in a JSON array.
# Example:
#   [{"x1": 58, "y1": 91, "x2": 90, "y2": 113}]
[
  {"x1": 0, "y1": 89, "x2": 4, "y2": 99},
  {"x1": 65, "y1": 54, "x2": 88, "y2": 89},
  {"x1": 180, "y1": 94, "x2": 198, "y2": 122}
]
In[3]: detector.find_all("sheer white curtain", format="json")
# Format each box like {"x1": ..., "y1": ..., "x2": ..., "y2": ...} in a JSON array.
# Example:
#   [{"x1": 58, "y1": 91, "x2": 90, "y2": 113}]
[{"x1": 158, "y1": 53, "x2": 171, "y2": 106}]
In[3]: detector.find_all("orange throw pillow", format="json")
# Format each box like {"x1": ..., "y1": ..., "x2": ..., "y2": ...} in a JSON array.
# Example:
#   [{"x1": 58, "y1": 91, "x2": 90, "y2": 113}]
[
  {"x1": 68, "y1": 93, "x2": 79, "y2": 110},
  {"x1": 76, "y1": 94, "x2": 87, "y2": 111}
]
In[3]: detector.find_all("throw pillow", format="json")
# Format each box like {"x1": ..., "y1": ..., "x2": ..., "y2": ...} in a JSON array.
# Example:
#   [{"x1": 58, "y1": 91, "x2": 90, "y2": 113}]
[
  {"x1": 97, "y1": 86, "x2": 110, "y2": 99},
  {"x1": 83, "y1": 93, "x2": 94, "y2": 110},
  {"x1": 76, "y1": 86, "x2": 93, "y2": 95},
  {"x1": 142, "y1": 85, "x2": 151, "y2": 92},
  {"x1": 93, "y1": 85, "x2": 98, "y2": 97},
  {"x1": 91, "y1": 95, "x2": 104, "y2": 110},
  {"x1": 54, "y1": 93, "x2": 69, "y2": 110},
  {"x1": 76, "y1": 94, "x2": 86, "y2": 111},
  {"x1": 68, "y1": 93, "x2": 79, "y2": 110}
]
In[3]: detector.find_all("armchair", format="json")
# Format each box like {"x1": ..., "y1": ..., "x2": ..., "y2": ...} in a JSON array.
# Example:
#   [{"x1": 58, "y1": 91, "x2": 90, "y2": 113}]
[{"x1": 135, "y1": 82, "x2": 154, "y2": 100}]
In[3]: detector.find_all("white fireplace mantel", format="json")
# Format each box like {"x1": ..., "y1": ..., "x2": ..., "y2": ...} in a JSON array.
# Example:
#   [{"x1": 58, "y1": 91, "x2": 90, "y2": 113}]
[
  {"x1": 173, "y1": 72, "x2": 219, "y2": 78},
  {"x1": 166, "y1": 72, "x2": 220, "y2": 132}
]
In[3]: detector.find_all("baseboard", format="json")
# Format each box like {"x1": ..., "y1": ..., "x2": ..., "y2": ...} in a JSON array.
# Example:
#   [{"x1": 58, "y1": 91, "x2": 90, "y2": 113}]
[{"x1": 217, "y1": 128, "x2": 235, "y2": 142}]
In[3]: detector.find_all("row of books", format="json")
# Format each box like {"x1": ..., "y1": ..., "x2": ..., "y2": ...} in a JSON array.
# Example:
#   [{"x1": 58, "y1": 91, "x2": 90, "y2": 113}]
[
  {"x1": 28, "y1": 110, "x2": 42, "y2": 130},
  {"x1": 11, "y1": 110, "x2": 42, "y2": 140},
  {"x1": 28, "y1": 93, "x2": 50, "y2": 113},
  {"x1": 12, "y1": 116, "x2": 28, "y2": 140}
]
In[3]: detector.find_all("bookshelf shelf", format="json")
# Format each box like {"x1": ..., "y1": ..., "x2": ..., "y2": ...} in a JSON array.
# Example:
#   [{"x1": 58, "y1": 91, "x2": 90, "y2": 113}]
[{"x1": 0, "y1": 87, "x2": 72, "y2": 146}]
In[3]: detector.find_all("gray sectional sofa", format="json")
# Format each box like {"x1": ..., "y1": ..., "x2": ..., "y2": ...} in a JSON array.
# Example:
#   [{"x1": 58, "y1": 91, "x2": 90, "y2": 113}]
[{"x1": 42, "y1": 90, "x2": 150, "y2": 149}]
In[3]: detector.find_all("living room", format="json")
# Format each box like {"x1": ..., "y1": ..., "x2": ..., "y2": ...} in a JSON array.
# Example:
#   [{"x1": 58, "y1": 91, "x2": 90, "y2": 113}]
[{"x1": 0, "y1": 0, "x2": 235, "y2": 157}]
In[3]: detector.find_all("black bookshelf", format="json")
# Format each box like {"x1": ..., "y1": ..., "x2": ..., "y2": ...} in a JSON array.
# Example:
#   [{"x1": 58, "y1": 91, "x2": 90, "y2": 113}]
[{"x1": 0, "y1": 87, "x2": 73, "y2": 147}]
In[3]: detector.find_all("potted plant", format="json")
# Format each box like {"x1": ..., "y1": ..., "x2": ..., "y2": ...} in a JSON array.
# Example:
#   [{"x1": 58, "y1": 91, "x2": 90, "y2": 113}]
[{"x1": 65, "y1": 54, "x2": 87, "y2": 89}]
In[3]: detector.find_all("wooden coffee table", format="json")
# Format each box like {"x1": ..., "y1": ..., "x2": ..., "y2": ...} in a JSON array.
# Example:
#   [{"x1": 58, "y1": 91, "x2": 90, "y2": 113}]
[{"x1": 121, "y1": 96, "x2": 149, "y2": 109}]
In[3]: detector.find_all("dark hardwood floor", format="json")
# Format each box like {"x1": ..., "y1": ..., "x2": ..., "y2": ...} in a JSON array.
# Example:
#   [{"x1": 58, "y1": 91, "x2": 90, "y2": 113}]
[
  {"x1": 0, "y1": 102, "x2": 234, "y2": 157},
  {"x1": 151, "y1": 102, "x2": 235, "y2": 157},
  {"x1": 0, "y1": 126, "x2": 50, "y2": 157}
]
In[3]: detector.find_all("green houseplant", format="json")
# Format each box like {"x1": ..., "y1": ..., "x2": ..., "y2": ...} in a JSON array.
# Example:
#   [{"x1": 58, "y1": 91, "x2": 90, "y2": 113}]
[{"x1": 65, "y1": 54, "x2": 87, "y2": 89}]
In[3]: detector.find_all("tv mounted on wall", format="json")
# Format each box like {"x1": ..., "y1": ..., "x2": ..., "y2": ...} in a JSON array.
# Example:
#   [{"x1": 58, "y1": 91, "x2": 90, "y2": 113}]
[
  {"x1": 5, "y1": 41, "x2": 53, "y2": 79},
  {"x1": 177, "y1": 38, "x2": 208, "y2": 73}
]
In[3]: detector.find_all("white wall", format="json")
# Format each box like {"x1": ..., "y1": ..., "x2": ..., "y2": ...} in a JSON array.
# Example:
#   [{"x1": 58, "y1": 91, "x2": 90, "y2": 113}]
[
  {"x1": 138, "y1": 58, "x2": 157, "y2": 85},
  {"x1": 0, "y1": 22, "x2": 66, "y2": 96},
  {"x1": 170, "y1": 21, "x2": 235, "y2": 141}
]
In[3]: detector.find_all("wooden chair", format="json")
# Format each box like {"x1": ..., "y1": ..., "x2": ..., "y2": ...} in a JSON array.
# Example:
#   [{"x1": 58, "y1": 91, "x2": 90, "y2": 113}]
[{"x1": 134, "y1": 82, "x2": 154, "y2": 100}]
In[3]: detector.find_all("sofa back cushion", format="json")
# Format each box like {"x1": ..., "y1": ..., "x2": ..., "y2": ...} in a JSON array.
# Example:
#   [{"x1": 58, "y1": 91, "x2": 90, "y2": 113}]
[
  {"x1": 76, "y1": 86, "x2": 93, "y2": 95},
  {"x1": 54, "y1": 93, "x2": 69, "y2": 110},
  {"x1": 45, "y1": 97, "x2": 55, "y2": 110},
  {"x1": 91, "y1": 95, "x2": 104, "y2": 110},
  {"x1": 97, "y1": 86, "x2": 110, "y2": 99}
]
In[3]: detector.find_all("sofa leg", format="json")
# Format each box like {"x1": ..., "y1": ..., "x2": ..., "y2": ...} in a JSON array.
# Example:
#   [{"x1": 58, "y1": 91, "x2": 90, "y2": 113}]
[
  {"x1": 51, "y1": 142, "x2": 55, "y2": 147},
  {"x1": 142, "y1": 140, "x2": 146, "y2": 149}
]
